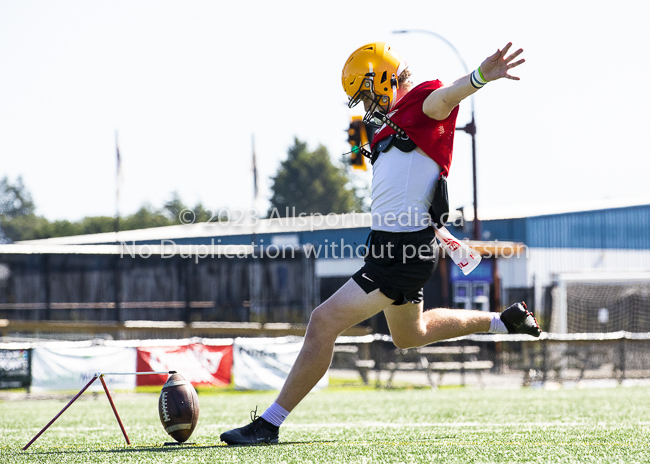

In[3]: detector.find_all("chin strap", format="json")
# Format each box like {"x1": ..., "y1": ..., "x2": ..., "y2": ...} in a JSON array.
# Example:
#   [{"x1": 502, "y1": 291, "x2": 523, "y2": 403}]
[
  {"x1": 390, "y1": 73, "x2": 398, "y2": 110},
  {"x1": 370, "y1": 73, "x2": 405, "y2": 138},
  {"x1": 372, "y1": 111, "x2": 407, "y2": 139},
  {"x1": 365, "y1": 63, "x2": 375, "y2": 100}
]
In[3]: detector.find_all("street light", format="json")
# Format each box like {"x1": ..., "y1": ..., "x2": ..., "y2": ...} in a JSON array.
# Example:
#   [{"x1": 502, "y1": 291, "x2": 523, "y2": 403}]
[{"x1": 393, "y1": 29, "x2": 481, "y2": 240}]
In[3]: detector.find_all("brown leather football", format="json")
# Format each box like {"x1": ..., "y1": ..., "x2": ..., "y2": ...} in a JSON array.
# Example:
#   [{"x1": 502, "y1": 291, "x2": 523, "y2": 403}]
[{"x1": 158, "y1": 371, "x2": 199, "y2": 442}]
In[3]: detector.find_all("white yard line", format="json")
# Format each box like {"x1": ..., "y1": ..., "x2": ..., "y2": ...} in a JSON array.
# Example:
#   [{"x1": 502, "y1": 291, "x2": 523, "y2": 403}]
[
  {"x1": 7, "y1": 420, "x2": 644, "y2": 434},
  {"x1": 199, "y1": 421, "x2": 627, "y2": 429}
]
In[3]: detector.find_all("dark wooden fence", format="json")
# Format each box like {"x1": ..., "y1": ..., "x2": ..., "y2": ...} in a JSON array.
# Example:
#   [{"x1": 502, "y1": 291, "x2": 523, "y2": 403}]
[{"x1": 0, "y1": 245, "x2": 317, "y2": 324}]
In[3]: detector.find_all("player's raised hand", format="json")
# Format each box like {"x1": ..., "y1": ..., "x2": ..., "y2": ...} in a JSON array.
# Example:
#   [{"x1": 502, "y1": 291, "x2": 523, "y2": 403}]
[{"x1": 479, "y1": 43, "x2": 525, "y2": 82}]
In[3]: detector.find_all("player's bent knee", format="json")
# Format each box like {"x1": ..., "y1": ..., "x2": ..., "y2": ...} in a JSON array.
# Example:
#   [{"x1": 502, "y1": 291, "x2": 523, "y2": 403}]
[
  {"x1": 391, "y1": 333, "x2": 420, "y2": 350},
  {"x1": 306, "y1": 305, "x2": 338, "y2": 339}
]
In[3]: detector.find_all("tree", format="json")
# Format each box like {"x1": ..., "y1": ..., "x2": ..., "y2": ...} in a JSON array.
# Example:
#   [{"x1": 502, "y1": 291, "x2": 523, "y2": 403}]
[
  {"x1": 268, "y1": 138, "x2": 364, "y2": 217},
  {"x1": 78, "y1": 216, "x2": 115, "y2": 235},
  {"x1": 192, "y1": 203, "x2": 217, "y2": 223},
  {"x1": 0, "y1": 214, "x2": 50, "y2": 242},
  {"x1": 0, "y1": 176, "x2": 35, "y2": 219},
  {"x1": 164, "y1": 191, "x2": 188, "y2": 224},
  {"x1": 0, "y1": 175, "x2": 233, "y2": 241},
  {"x1": 163, "y1": 192, "x2": 218, "y2": 224},
  {"x1": 0, "y1": 176, "x2": 40, "y2": 242},
  {"x1": 121, "y1": 205, "x2": 172, "y2": 231}
]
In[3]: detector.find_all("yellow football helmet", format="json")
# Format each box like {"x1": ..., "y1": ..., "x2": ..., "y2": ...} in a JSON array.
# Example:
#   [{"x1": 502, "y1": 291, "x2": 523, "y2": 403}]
[{"x1": 342, "y1": 42, "x2": 407, "y2": 121}]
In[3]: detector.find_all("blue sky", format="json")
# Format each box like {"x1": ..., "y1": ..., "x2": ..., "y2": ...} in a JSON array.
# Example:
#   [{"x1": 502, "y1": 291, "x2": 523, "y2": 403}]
[{"x1": 1, "y1": 1, "x2": 649, "y2": 222}]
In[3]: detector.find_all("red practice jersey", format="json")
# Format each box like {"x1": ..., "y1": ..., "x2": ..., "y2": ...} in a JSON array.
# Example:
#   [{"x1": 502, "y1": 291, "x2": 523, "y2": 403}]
[{"x1": 370, "y1": 80, "x2": 459, "y2": 176}]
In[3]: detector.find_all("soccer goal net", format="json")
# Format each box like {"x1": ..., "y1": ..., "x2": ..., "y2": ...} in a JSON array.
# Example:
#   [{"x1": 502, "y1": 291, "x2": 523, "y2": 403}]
[{"x1": 550, "y1": 272, "x2": 650, "y2": 334}]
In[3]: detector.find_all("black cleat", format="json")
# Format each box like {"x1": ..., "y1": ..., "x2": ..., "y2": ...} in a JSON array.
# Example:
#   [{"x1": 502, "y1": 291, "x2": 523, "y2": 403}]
[
  {"x1": 220, "y1": 409, "x2": 279, "y2": 446},
  {"x1": 500, "y1": 302, "x2": 542, "y2": 337}
]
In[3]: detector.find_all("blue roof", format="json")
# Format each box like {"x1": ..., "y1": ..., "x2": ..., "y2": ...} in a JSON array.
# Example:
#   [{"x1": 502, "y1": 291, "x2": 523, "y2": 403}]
[{"x1": 453, "y1": 204, "x2": 650, "y2": 249}]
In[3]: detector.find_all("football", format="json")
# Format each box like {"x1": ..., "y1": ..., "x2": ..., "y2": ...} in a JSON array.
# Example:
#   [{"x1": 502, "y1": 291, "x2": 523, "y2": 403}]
[{"x1": 158, "y1": 371, "x2": 200, "y2": 442}]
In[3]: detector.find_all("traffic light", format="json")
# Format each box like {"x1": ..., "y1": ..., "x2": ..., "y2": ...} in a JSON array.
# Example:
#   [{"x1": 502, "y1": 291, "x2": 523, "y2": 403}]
[{"x1": 347, "y1": 116, "x2": 369, "y2": 171}]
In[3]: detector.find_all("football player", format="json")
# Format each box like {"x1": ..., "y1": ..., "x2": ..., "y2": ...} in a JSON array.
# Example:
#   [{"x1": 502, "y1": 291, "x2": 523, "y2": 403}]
[{"x1": 221, "y1": 41, "x2": 539, "y2": 446}]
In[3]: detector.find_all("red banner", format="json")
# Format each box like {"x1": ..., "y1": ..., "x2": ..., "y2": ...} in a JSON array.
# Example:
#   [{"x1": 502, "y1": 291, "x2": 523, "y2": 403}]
[{"x1": 136, "y1": 344, "x2": 232, "y2": 387}]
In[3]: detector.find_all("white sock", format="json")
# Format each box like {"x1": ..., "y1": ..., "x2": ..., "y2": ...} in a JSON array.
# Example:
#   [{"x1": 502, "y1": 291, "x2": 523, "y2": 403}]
[
  {"x1": 260, "y1": 402, "x2": 289, "y2": 427},
  {"x1": 489, "y1": 313, "x2": 508, "y2": 334}
]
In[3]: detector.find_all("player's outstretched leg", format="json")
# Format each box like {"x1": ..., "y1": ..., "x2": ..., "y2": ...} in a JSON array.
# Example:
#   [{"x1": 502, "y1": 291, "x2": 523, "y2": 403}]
[
  {"x1": 500, "y1": 302, "x2": 541, "y2": 337},
  {"x1": 384, "y1": 299, "x2": 541, "y2": 350}
]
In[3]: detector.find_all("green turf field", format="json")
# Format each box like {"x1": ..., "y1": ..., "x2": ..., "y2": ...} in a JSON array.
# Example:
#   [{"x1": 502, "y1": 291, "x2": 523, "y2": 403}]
[{"x1": 2, "y1": 384, "x2": 649, "y2": 463}]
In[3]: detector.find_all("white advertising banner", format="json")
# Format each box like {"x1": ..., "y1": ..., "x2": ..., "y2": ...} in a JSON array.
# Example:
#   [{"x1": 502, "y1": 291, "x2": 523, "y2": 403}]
[
  {"x1": 233, "y1": 337, "x2": 328, "y2": 391},
  {"x1": 32, "y1": 344, "x2": 137, "y2": 391}
]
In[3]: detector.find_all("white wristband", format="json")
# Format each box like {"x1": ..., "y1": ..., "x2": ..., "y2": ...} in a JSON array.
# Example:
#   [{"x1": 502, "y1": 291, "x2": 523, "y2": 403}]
[
  {"x1": 470, "y1": 67, "x2": 487, "y2": 89},
  {"x1": 489, "y1": 313, "x2": 508, "y2": 334}
]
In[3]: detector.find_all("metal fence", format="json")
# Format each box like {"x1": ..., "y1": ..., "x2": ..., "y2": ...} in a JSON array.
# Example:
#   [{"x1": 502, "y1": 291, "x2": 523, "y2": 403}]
[{"x1": 333, "y1": 332, "x2": 650, "y2": 388}]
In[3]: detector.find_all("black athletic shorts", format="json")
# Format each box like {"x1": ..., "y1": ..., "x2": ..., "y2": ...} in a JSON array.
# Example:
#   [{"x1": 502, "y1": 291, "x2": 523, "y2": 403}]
[{"x1": 352, "y1": 226, "x2": 439, "y2": 306}]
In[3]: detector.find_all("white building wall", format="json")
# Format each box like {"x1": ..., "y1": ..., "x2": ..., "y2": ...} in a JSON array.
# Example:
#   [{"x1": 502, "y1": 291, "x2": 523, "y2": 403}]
[
  {"x1": 315, "y1": 258, "x2": 364, "y2": 278},
  {"x1": 527, "y1": 248, "x2": 650, "y2": 288},
  {"x1": 526, "y1": 248, "x2": 650, "y2": 313},
  {"x1": 496, "y1": 254, "x2": 529, "y2": 288}
]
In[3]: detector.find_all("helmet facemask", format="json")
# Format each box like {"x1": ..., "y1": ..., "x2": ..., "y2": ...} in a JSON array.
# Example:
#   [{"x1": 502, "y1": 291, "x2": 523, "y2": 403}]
[{"x1": 347, "y1": 66, "x2": 397, "y2": 124}]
